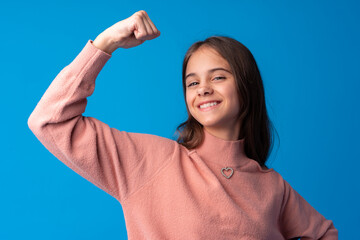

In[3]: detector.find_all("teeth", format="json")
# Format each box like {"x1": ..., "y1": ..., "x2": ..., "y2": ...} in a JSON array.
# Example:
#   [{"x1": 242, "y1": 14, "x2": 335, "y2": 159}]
[{"x1": 200, "y1": 102, "x2": 218, "y2": 109}]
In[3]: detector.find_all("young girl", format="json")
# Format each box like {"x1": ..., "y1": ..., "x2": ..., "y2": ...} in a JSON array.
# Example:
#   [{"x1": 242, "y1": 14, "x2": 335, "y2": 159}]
[{"x1": 28, "y1": 10, "x2": 338, "y2": 239}]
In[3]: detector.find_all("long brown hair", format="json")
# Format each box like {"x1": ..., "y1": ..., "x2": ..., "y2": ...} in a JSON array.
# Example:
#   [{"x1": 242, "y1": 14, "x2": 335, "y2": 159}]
[{"x1": 175, "y1": 35, "x2": 278, "y2": 168}]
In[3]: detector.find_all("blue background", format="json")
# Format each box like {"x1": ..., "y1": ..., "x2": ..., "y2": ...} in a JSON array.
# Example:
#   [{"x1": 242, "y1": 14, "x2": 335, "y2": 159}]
[{"x1": 1, "y1": 0, "x2": 358, "y2": 239}]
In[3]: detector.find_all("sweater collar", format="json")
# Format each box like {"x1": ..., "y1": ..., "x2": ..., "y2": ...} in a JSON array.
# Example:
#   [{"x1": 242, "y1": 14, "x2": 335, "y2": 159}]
[{"x1": 194, "y1": 128, "x2": 251, "y2": 168}]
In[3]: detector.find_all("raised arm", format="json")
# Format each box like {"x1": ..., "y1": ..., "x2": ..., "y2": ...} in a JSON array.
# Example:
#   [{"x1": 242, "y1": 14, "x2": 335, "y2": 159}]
[
  {"x1": 27, "y1": 11, "x2": 173, "y2": 203},
  {"x1": 92, "y1": 10, "x2": 160, "y2": 54}
]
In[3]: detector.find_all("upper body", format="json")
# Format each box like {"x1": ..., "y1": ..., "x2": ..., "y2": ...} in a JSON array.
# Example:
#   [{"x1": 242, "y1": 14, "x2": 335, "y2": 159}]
[
  {"x1": 28, "y1": 11, "x2": 338, "y2": 239},
  {"x1": 27, "y1": 10, "x2": 338, "y2": 239}
]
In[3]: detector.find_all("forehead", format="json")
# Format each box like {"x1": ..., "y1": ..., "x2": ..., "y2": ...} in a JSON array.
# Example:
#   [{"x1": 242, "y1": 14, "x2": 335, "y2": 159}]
[{"x1": 186, "y1": 46, "x2": 231, "y2": 74}]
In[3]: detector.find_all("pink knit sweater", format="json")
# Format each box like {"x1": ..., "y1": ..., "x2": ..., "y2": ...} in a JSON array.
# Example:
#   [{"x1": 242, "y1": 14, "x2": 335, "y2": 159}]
[{"x1": 28, "y1": 40, "x2": 338, "y2": 239}]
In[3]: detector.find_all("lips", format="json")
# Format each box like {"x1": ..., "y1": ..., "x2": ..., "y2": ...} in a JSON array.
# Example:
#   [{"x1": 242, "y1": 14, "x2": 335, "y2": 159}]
[
  {"x1": 197, "y1": 100, "x2": 222, "y2": 108},
  {"x1": 197, "y1": 100, "x2": 222, "y2": 111}
]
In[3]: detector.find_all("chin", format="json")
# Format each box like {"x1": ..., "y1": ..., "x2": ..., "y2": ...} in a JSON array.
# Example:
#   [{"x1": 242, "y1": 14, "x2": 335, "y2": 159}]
[{"x1": 197, "y1": 119, "x2": 223, "y2": 128}]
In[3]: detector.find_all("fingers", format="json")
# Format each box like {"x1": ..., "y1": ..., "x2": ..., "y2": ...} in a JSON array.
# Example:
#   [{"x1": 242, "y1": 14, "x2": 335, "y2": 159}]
[
  {"x1": 141, "y1": 17, "x2": 153, "y2": 36},
  {"x1": 143, "y1": 11, "x2": 160, "y2": 38},
  {"x1": 133, "y1": 10, "x2": 160, "y2": 41}
]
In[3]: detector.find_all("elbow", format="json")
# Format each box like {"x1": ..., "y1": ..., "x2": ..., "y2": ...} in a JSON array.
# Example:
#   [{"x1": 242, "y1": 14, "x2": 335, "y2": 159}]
[
  {"x1": 320, "y1": 221, "x2": 338, "y2": 240},
  {"x1": 27, "y1": 110, "x2": 45, "y2": 136},
  {"x1": 27, "y1": 111, "x2": 39, "y2": 135},
  {"x1": 27, "y1": 111, "x2": 36, "y2": 132}
]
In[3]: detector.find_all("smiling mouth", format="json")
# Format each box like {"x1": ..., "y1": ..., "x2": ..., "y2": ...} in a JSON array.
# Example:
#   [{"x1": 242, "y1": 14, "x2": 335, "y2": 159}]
[{"x1": 198, "y1": 101, "x2": 221, "y2": 111}]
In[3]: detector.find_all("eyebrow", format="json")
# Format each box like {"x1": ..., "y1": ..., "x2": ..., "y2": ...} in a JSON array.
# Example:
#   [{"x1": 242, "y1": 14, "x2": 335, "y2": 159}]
[{"x1": 185, "y1": 67, "x2": 232, "y2": 81}]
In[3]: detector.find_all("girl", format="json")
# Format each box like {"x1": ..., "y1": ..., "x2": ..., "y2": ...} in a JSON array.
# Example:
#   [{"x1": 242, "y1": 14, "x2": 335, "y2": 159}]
[{"x1": 28, "y1": 10, "x2": 338, "y2": 239}]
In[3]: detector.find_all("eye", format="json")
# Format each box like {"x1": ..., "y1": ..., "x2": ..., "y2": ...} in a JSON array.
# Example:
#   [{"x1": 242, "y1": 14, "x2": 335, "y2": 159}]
[
  {"x1": 187, "y1": 82, "x2": 198, "y2": 87},
  {"x1": 213, "y1": 76, "x2": 226, "y2": 81}
]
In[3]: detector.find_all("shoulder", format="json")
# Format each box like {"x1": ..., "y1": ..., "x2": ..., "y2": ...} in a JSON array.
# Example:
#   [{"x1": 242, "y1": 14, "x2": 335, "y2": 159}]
[
  {"x1": 250, "y1": 164, "x2": 287, "y2": 191},
  {"x1": 267, "y1": 170, "x2": 295, "y2": 197},
  {"x1": 266, "y1": 168, "x2": 286, "y2": 183},
  {"x1": 245, "y1": 159, "x2": 276, "y2": 174}
]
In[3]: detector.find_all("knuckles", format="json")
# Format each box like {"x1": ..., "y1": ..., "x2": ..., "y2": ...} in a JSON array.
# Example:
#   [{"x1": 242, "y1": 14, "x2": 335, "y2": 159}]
[
  {"x1": 132, "y1": 11, "x2": 147, "y2": 22},
  {"x1": 130, "y1": 10, "x2": 159, "y2": 39},
  {"x1": 136, "y1": 10, "x2": 147, "y2": 17}
]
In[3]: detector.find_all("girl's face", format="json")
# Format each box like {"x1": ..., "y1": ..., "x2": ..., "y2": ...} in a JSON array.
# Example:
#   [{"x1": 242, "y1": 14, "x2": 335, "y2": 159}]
[{"x1": 185, "y1": 46, "x2": 241, "y2": 140}]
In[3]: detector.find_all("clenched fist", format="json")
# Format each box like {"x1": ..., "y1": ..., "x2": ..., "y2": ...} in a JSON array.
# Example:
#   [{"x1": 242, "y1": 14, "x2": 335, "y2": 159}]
[{"x1": 93, "y1": 10, "x2": 161, "y2": 54}]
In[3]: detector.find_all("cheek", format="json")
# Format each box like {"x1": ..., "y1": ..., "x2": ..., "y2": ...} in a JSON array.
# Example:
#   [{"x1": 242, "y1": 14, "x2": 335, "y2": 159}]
[
  {"x1": 185, "y1": 91, "x2": 194, "y2": 107},
  {"x1": 231, "y1": 92, "x2": 241, "y2": 114},
  {"x1": 223, "y1": 87, "x2": 241, "y2": 112},
  {"x1": 185, "y1": 92, "x2": 197, "y2": 116}
]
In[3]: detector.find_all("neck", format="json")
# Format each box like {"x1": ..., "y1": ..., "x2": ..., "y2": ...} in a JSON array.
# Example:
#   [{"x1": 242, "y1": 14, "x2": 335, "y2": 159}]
[
  {"x1": 204, "y1": 125, "x2": 240, "y2": 141},
  {"x1": 194, "y1": 128, "x2": 250, "y2": 168}
]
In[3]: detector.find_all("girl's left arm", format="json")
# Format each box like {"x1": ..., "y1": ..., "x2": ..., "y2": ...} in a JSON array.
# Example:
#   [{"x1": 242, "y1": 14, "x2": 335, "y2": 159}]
[{"x1": 279, "y1": 179, "x2": 338, "y2": 240}]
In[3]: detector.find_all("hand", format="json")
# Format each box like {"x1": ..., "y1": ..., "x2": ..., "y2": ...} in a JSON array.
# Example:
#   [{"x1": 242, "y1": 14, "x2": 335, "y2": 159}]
[{"x1": 93, "y1": 10, "x2": 161, "y2": 53}]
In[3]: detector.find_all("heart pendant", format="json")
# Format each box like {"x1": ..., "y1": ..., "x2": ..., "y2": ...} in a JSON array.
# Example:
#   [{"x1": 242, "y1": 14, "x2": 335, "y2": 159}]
[{"x1": 221, "y1": 167, "x2": 234, "y2": 179}]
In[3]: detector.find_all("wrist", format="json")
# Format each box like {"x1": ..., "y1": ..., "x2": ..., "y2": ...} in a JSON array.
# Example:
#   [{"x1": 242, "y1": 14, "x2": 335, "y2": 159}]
[{"x1": 93, "y1": 33, "x2": 117, "y2": 54}]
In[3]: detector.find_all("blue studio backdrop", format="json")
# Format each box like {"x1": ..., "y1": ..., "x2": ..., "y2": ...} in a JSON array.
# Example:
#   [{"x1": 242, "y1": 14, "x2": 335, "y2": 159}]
[{"x1": 1, "y1": 0, "x2": 359, "y2": 239}]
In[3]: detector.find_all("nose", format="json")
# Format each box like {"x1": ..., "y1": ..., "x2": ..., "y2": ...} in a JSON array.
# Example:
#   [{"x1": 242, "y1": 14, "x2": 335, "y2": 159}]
[{"x1": 197, "y1": 84, "x2": 214, "y2": 96}]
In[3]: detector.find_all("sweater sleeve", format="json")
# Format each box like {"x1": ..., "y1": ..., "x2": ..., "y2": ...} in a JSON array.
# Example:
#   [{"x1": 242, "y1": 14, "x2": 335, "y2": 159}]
[
  {"x1": 279, "y1": 179, "x2": 338, "y2": 239},
  {"x1": 27, "y1": 40, "x2": 177, "y2": 203}
]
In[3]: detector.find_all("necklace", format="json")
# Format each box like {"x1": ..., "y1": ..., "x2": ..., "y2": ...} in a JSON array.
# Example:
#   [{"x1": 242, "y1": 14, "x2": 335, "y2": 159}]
[{"x1": 221, "y1": 167, "x2": 234, "y2": 179}]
